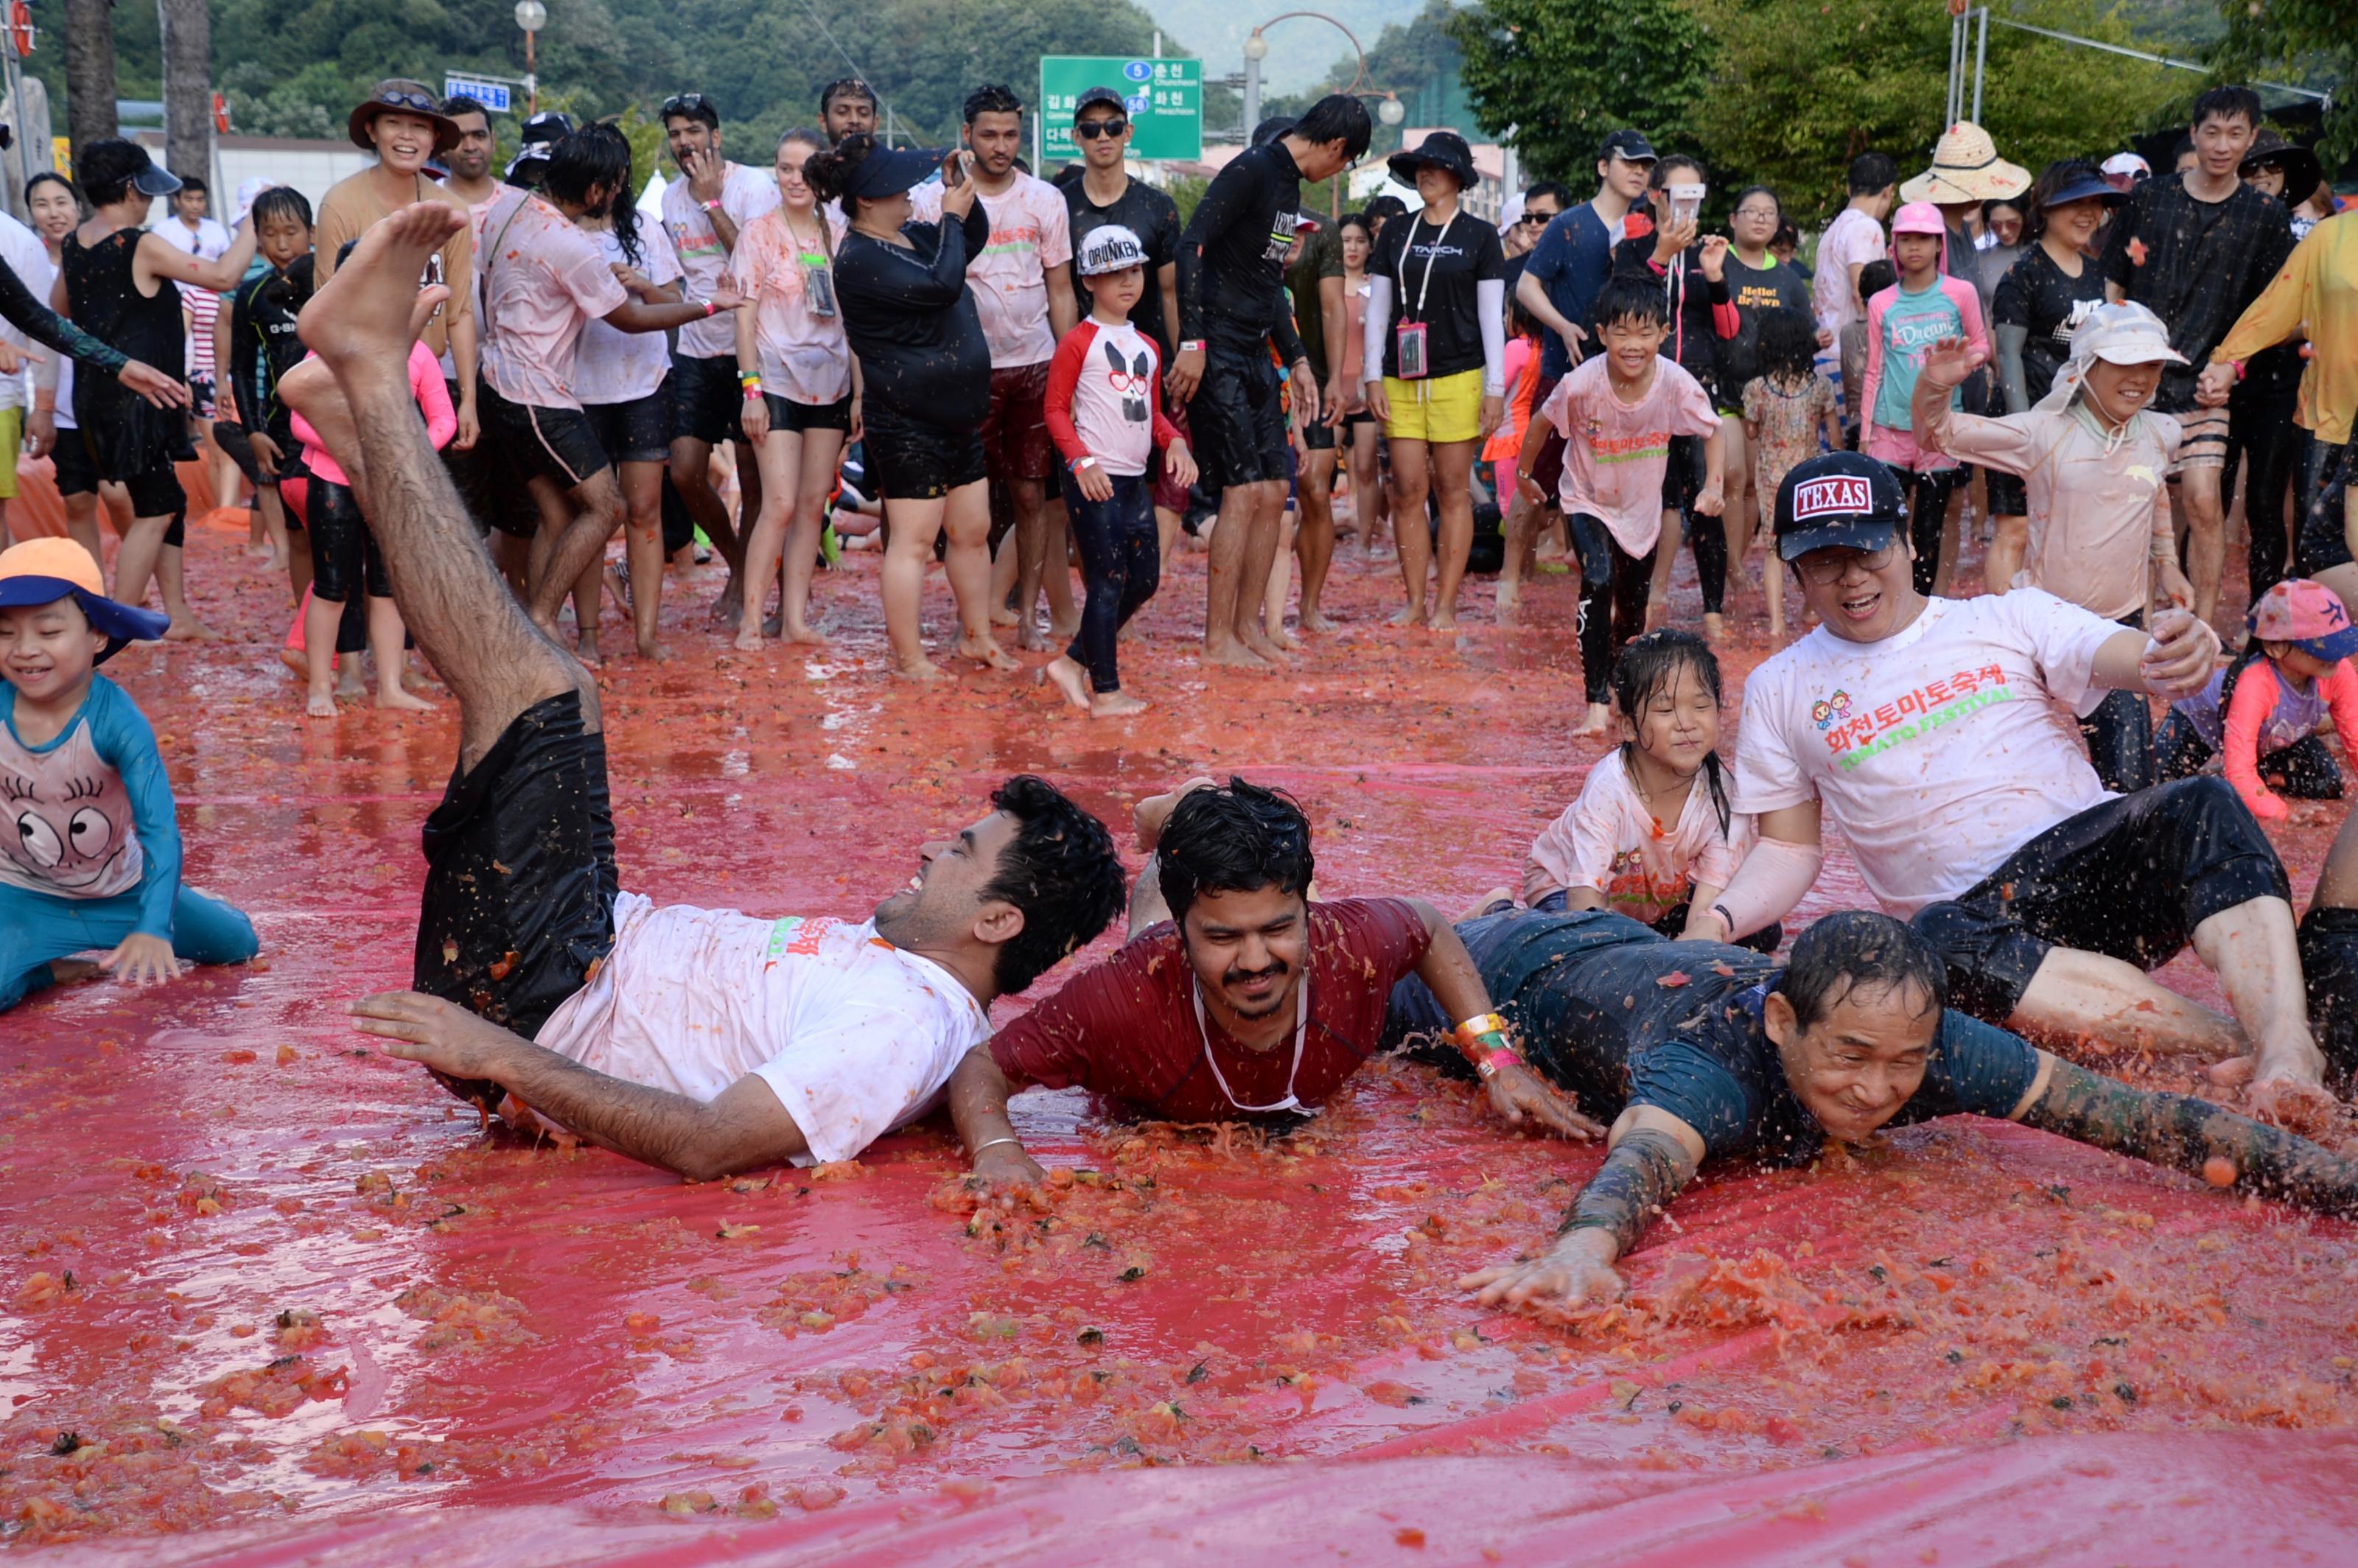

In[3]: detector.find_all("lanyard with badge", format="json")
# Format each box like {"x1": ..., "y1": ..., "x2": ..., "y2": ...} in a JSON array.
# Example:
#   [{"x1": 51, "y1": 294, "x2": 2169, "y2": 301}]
[
  {"x1": 1192, "y1": 972, "x2": 1311, "y2": 1115},
  {"x1": 1393, "y1": 211, "x2": 1456, "y2": 381},
  {"x1": 786, "y1": 214, "x2": 838, "y2": 319}
]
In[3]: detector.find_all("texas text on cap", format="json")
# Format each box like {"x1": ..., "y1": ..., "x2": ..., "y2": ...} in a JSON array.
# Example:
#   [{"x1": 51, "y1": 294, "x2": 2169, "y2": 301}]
[
  {"x1": 1774, "y1": 453, "x2": 1909, "y2": 562},
  {"x1": 0, "y1": 538, "x2": 169, "y2": 662}
]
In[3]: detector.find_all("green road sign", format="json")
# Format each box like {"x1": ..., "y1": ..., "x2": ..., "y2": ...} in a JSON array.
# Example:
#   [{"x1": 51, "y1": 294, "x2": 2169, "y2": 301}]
[{"x1": 1040, "y1": 57, "x2": 1203, "y2": 164}]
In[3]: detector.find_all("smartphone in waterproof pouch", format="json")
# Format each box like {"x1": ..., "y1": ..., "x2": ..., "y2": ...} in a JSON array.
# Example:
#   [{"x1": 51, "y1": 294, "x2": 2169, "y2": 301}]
[
  {"x1": 1669, "y1": 182, "x2": 1706, "y2": 228},
  {"x1": 802, "y1": 262, "x2": 837, "y2": 318},
  {"x1": 1395, "y1": 320, "x2": 1430, "y2": 380}
]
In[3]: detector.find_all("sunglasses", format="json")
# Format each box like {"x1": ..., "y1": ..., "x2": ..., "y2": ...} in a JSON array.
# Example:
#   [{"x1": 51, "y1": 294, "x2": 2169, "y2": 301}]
[
  {"x1": 661, "y1": 93, "x2": 711, "y2": 118},
  {"x1": 1074, "y1": 119, "x2": 1129, "y2": 141},
  {"x1": 1518, "y1": 210, "x2": 1556, "y2": 225}
]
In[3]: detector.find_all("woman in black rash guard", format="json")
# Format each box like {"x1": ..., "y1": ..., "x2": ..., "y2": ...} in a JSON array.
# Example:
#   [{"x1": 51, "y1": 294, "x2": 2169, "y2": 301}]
[{"x1": 804, "y1": 134, "x2": 1012, "y2": 680}]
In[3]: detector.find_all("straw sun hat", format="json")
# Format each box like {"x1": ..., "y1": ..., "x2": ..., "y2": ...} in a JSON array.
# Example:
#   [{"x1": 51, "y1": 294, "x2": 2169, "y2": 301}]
[{"x1": 1899, "y1": 122, "x2": 2032, "y2": 205}]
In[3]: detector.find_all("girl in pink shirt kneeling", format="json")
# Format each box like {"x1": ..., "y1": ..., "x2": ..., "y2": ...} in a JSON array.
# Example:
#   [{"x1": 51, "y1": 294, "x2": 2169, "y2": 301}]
[
  {"x1": 2156, "y1": 578, "x2": 2358, "y2": 819},
  {"x1": 1518, "y1": 631, "x2": 1779, "y2": 951}
]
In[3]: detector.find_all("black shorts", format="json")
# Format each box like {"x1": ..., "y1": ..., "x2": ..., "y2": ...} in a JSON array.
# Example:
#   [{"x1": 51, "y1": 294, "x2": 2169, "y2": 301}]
[
  {"x1": 1189, "y1": 340, "x2": 1290, "y2": 489},
  {"x1": 306, "y1": 475, "x2": 390, "y2": 603},
  {"x1": 2298, "y1": 905, "x2": 2358, "y2": 1081},
  {"x1": 764, "y1": 392, "x2": 853, "y2": 435},
  {"x1": 581, "y1": 381, "x2": 674, "y2": 466},
  {"x1": 414, "y1": 691, "x2": 618, "y2": 1079},
  {"x1": 479, "y1": 382, "x2": 609, "y2": 491},
  {"x1": 864, "y1": 403, "x2": 984, "y2": 502},
  {"x1": 51, "y1": 423, "x2": 97, "y2": 497},
  {"x1": 1525, "y1": 374, "x2": 1566, "y2": 501},
  {"x1": 670, "y1": 351, "x2": 744, "y2": 447},
  {"x1": 1299, "y1": 415, "x2": 1336, "y2": 452},
  {"x1": 1910, "y1": 777, "x2": 2291, "y2": 1022},
  {"x1": 2296, "y1": 438, "x2": 2354, "y2": 575}
]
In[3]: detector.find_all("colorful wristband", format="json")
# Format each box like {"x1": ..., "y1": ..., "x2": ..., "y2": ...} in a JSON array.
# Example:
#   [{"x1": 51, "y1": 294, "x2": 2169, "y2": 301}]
[
  {"x1": 1474, "y1": 1045, "x2": 1524, "y2": 1080},
  {"x1": 1452, "y1": 1013, "x2": 1511, "y2": 1049}
]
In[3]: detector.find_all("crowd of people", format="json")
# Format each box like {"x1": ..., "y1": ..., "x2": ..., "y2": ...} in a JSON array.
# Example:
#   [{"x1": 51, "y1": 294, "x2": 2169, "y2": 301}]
[{"x1": 4, "y1": 69, "x2": 2358, "y2": 1312}]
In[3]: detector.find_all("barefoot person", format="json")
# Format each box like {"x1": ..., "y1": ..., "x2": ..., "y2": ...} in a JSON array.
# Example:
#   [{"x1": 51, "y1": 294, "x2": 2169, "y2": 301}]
[
  {"x1": 1039, "y1": 225, "x2": 1196, "y2": 718},
  {"x1": 476, "y1": 127, "x2": 736, "y2": 654},
  {"x1": 295, "y1": 203, "x2": 1128, "y2": 1178},
  {"x1": 0, "y1": 539, "x2": 257, "y2": 1012},
  {"x1": 804, "y1": 134, "x2": 1013, "y2": 679},
  {"x1": 730, "y1": 128, "x2": 855, "y2": 651},
  {"x1": 1173, "y1": 96, "x2": 1369, "y2": 667},
  {"x1": 57, "y1": 141, "x2": 251, "y2": 638},
  {"x1": 1686, "y1": 450, "x2": 2332, "y2": 1120},
  {"x1": 1385, "y1": 909, "x2": 2358, "y2": 1312},
  {"x1": 947, "y1": 778, "x2": 1600, "y2": 1191}
]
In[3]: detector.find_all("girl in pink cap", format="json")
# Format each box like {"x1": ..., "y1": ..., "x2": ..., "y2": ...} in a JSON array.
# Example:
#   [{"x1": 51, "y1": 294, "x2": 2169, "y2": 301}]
[
  {"x1": 1858, "y1": 201, "x2": 1987, "y2": 595},
  {"x1": 2155, "y1": 576, "x2": 2358, "y2": 819}
]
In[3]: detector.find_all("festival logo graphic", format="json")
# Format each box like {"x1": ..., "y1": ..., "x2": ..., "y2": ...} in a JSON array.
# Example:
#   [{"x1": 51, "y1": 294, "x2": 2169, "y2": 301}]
[{"x1": 1811, "y1": 690, "x2": 1853, "y2": 730}]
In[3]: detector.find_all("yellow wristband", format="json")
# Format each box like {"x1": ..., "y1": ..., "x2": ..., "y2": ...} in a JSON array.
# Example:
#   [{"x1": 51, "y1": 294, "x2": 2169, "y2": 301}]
[{"x1": 1453, "y1": 1012, "x2": 1510, "y2": 1046}]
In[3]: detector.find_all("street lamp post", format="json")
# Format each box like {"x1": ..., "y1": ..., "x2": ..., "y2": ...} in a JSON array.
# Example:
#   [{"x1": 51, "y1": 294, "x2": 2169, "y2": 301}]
[
  {"x1": 1238, "y1": 10, "x2": 1402, "y2": 213},
  {"x1": 514, "y1": 0, "x2": 546, "y2": 116}
]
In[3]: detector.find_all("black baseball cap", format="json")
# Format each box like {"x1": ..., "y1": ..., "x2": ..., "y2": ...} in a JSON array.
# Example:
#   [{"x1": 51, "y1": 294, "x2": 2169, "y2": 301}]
[
  {"x1": 1074, "y1": 87, "x2": 1128, "y2": 121},
  {"x1": 1598, "y1": 129, "x2": 1657, "y2": 164},
  {"x1": 1774, "y1": 452, "x2": 1910, "y2": 561}
]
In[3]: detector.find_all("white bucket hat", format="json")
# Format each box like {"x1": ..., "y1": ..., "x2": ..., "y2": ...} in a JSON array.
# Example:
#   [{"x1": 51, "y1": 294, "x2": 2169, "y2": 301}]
[{"x1": 2035, "y1": 301, "x2": 2188, "y2": 413}]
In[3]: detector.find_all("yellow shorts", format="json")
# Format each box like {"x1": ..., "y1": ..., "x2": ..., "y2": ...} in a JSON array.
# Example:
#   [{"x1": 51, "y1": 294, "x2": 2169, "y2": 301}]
[
  {"x1": 0, "y1": 407, "x2": 20, "y2": 499},
  {"x1": 1382, "y1": 368, "x2": 1485, "y2": 445}
]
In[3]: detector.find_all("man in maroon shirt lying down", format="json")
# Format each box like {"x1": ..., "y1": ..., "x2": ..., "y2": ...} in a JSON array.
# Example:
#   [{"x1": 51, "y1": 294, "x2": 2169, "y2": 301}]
[{"x1": 948, "y1": 777, "x2": 1601, "y2": 1185}]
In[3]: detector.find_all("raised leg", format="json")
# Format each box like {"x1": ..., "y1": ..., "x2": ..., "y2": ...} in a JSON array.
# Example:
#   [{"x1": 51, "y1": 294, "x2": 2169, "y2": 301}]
[{"x1": 290, "y1": 200, "x2": 594, "y2": 771}]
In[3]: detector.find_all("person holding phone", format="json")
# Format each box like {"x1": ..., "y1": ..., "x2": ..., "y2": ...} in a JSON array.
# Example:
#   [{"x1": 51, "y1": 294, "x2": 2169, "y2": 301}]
[
  {"x1": 1609, "y1": 155, "x2": 1740, "y2": 640},
  {"x1": 804, "y1": 134, "x2": 1014, "y2": 681},
  {"x1": 1362, "y1": 131, "x2": 1508, "y2": 630}
]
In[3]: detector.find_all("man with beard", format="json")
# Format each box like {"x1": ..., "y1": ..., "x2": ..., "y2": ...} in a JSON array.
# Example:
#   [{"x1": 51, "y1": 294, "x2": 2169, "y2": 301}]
[
  {"x1": 820, "y1": 77, "x2": 878, "y2": 145},
  {"x1": 438, "y1": 97, "x2": 500, "y2": 210},
  {"x1": 295, "y1": 200, "x2": 1129, "y2": 1180},
  {"x1": 946, "y1": 777, "x2": 1600, "y2": 1187}
]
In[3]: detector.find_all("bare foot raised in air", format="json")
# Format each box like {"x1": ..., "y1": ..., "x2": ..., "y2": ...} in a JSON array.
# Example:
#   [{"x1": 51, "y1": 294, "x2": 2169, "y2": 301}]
[
  {"x1": 957, "y1": 634, "x2": 1019, "y2": 673},
  {"x1": 298, "y1": 200, "x2": 466, "y2": 371},
  {"x1": 1090, "y1": 690, "x2": 1149, "y2": 718},
  {"x1": 1573, "y1": 701, "x2": 1613, "y2": 736},
  {"x1": 1040, "y1": 655, "x2": 1091, "y2": 711}
]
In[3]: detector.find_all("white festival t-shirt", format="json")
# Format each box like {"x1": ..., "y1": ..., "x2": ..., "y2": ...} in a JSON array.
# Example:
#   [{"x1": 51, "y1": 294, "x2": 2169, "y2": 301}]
[
  {"x1": 1523, "y1": 752, "x2": 1755, "y2": 923},
  {"x1": 1730, "y1": 591, "x2": 2121, "y2": 916},
  {"x1": 573, "y1": 225, "x2": 684, "y2": 407},
  {"x1": 660, "y1": 162, "x2": 781, "y2": 360},
  {"x1": 910, "y1": 173, "x2": 1072, "y2": 368},
  {"x1": 476, "y1": 186, "x2": 632, "y2": 411},
  {"x1": 533, "y1": 893, "x2": 992, "y2": 1166}
]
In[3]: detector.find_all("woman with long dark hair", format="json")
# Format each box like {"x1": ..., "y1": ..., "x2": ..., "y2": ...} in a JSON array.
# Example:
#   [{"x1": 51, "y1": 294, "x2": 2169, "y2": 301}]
[{"x1": 804, "y1": 133, "x2": 1010, "y2": 679}]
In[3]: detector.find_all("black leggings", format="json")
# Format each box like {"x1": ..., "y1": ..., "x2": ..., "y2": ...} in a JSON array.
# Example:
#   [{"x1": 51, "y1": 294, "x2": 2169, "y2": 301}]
[
  {"x1": 1570, "y1": 513, "x2": 1656, "y2": 704},
  {"x1": 306, "y1": 476, "x2": 391, "y2": 604},
  {"x1": 1064, "y1": 472, "x2": 1160, "y2": 693},
  {"x1": 1661, "y1": 433, "x2": 1724, "y2": 615},
  {"x1": 2152, "y1": 709, "x2": 2343, "y2": 799},
  {"x1": 1905, "y1": 466, "x2": 1967, "y2": 595}
]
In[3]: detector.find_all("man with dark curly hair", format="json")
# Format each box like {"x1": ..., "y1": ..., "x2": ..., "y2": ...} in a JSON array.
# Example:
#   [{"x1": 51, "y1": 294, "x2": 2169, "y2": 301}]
[
  {"x1": 281, "y1": 200, "x2": 1128, "y2": 1181},
  {"x1": 947, "y1": 776, "x2": 1603, "y2": 1189}
]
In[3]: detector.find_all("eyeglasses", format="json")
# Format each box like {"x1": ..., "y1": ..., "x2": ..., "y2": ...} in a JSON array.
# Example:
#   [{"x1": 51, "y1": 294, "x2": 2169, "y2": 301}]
[
  {"x1": 1797, "y1": 542, "x2": 1901, "y2": 583},
  {"x1": 1074, "y1": 120, "x2": 1129, "y2": 141},
  {"x1": 1733, "y1": 204, "x2": 1780, "y2": 220},
  {"x1": 660, "y1": 93, "x2": 711, "y2": 119}
]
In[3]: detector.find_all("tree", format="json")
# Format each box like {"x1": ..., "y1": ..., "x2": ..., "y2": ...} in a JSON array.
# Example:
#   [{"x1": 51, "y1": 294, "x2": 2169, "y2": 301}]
[
  {"x1": 1446, "y1": 0, "x2": 1717, "y2": 181},
  {"x1": 2211, "y1": 0, "x2": 2356, "y2": 164},
  {"x1": 1688, "y1": 0, "x2": 2180, "y2": 228},
  {"x1": 60, "y1": 0, "x2": 118, "y2": 155},
  {"x1": 158, "y1": 0, "x2": 211, "y2": 181}
]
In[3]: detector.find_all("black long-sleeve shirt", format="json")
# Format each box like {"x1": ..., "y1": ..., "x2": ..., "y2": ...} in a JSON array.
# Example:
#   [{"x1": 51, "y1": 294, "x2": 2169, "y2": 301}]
[
  {"x1": 1176, "y1": 140, "x2": 1307, "y2": 363},
  {"x1": 0, "y1": 254, "x2": 127, "y2": 378},
  {"x1": 835, "y1": 200, "x2": 993, "y2": 431}
]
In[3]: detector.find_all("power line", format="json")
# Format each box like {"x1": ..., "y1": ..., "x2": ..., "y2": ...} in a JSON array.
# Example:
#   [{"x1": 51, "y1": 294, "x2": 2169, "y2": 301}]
[{"x1": 786, "y1": 0, "x2": 938, "y2": 142}]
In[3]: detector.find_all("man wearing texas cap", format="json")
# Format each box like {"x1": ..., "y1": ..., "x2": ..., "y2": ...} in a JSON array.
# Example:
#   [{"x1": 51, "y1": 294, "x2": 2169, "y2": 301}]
[{"x1": 1678, "y1": 451, "x2": 2334, "y2": 1124}]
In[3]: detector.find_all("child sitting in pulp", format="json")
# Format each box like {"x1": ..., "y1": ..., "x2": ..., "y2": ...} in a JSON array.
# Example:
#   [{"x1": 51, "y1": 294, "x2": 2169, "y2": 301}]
[
  {"x1": 1740, "y1": 307, "x2": 1841, "y2": 643},
  {"x1": 0, "y1": 538, "x2": 257, "y2": 1010},
  {"x1": 1520, "y1": 629, "x2": 1779, "y2": 950},
  {"x1": 2155, "y1": 577, "x2": 2358, "y2": 819}
]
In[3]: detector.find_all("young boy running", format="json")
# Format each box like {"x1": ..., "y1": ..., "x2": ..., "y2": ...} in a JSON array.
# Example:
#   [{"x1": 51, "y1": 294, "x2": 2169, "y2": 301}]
[
  {"x1": 1040, "y1": 225, "x2": 1197, "y2": 718},
  {"x1": 1516, "y1": 274, "x2": 1724, "y2": 735},
  {"x1": 0, "y1": 539, "x2": 258, "y2": 1011}
]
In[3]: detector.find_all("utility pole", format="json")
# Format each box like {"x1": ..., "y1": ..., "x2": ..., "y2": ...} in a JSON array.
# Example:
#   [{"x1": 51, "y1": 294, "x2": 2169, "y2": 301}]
[
  {"x1": 157, "y1": 0, "x2": 212, "y2": 181},
  {"x1": 61, "y1": 0, "x2": 117, "y2": 157}
]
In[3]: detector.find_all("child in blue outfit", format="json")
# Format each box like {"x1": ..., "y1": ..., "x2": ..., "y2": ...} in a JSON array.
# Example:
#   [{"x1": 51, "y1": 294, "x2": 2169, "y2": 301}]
[{"x1": 0, "y1": 537, "x2": 256, "y2": 1009}]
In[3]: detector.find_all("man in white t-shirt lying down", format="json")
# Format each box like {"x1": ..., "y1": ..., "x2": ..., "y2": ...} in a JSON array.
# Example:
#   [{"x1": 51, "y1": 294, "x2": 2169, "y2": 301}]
[
  {"x1": 282, "y1": 203, "x2": 1129, "y2": 1180},
  {"x1": 1685, "y1": 450, "x2": 2334, "y2": 1124}
]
